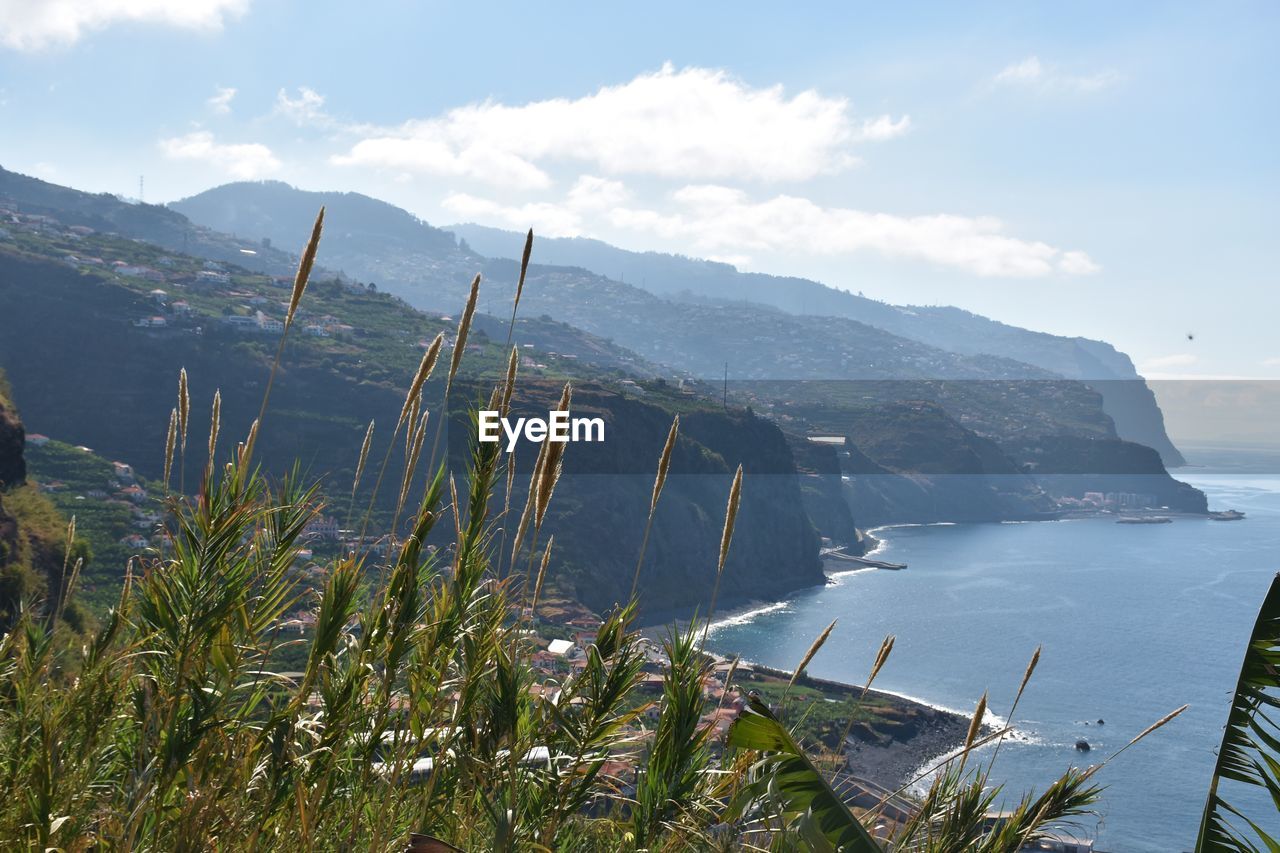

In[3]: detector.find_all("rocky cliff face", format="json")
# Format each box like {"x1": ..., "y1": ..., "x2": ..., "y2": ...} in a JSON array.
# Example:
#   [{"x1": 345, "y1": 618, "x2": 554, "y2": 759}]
[
  {"x1": 0, "y1": 391, "x2": 24, "y2": 489},
  {"x1": 450, "y1": 385, "x2": 825, "y2": 617},
  {"x1": 0, "y1": 253, "x2": 826, "y2": 619},
  {"x1": 831, "y1": 402, "x2": 1059, "y2": 527},
  {"x1": 1004, "y1": 435, "x2": 1207, "y2": 513}
]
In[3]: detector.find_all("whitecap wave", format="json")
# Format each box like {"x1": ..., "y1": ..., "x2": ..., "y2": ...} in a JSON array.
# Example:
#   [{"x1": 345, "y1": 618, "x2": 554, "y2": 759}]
[{"x1": 704, "y1": 601, "x2": 790, "y2": 633}]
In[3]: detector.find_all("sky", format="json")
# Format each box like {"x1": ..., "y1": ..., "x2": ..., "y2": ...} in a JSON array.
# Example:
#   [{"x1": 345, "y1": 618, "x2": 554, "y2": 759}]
[{"x1": 1, "y1": 0, "x2": 1277, "y2": 382}]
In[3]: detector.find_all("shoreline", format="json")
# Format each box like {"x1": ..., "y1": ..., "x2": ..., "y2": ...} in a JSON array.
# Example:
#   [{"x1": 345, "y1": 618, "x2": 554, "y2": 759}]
[{"x1": 738, "y1": 659, "x2": 976, "y2": 790}]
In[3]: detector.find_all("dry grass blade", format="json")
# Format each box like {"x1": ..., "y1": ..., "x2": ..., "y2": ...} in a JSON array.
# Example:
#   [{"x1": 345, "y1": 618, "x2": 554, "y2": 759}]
[
  {"x1": 504, "y1": 229, "x2": 534, "y2": 350},
  {"x1": 500, "y1": 346, "x2": 519, "y2": 417},
  {"x1": 1083, "y1": 703, "x2": 1189, "y2": 780},
  {"x1": 400, "y1": 333, "x2": 444, "y2": 430},
  {"x1": 651, "y1": 415, "x2": 679, "y2": 515},
  {"x1": 177, "y1": 368, "x2": 190, "y2": 451},
  {"x1": 629, "y1": 414, "x2": 680, "y2": 600},
  {"x1": 286, "y1": 206, "x2": 325, "y2": 329},
  {"x1": 863, "y1": 635, "x2": 894, "y2": 699},
  {"x1": 966, "y1": 692, "x2": 988, "y2": 750},
  {"x1": 208, "y1": 389, "x2": 222, "y2": 466},
  {"x1": 448, "y1": 474, "x2": 462, "y2": 545},
  {"x1": 446, "y1": 274, "x2": 481, "y2": 393},
  {"x1": 718, "y1": 464, "x2": 743, "y2": 573},
  {"x1": 956, "y1": 691, "x2": 988, "y2": 776},
  {"x1": 510, "y1": 440, "x2": 548, "y2": 565},
  {"x1": 397, "y1": 411, "x2": 430, "y2": 519},
  {"x1": 788, "y1": 619, "x2": 836, "y2": 693},
  {"x1": 1016, "y1": 645, "x2": 1041, "y2": 703},
  {"x1": 533, "y1": 382, "x2": 572, "y2": 529},
  {"x1": 164, "y1": 407, "x2": 177, "y2": 489},
  {"x1": 238, "y1": 418, "x2": 260, "y2": 471},
  {"x1": 984, "y1": 645, "x2": 1042, "y2": 778},
  {"x1": 833, "y1": 634, "x2": 896, "y2": 764},
  {"x1": 352, "y1": 419, "x2": 375, "y2": 498},
  {"x1": 702, "y1": 464, "x2": 744, "y2": 641},
  {"x1": 531, "y1": 535, "x2": 553, "y2": 614}
]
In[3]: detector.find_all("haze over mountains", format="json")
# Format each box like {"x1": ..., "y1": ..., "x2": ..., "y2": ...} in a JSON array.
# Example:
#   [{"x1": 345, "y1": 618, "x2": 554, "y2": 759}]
[
  {"x1": 0, "y1": 164, "x2": 1209, "y2": 617},
  {"x1": 172, "y1": 180, "x2": 1184, "y2": 466}
]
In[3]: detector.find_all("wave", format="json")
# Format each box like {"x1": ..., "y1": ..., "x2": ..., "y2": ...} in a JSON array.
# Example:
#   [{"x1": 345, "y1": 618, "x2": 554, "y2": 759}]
[
  {"x1": 867, "y1": 522, "x2": 957, "y2": 533},
  {"x1": 704, "y1": 601, "x2": 790, "y2": 634}
]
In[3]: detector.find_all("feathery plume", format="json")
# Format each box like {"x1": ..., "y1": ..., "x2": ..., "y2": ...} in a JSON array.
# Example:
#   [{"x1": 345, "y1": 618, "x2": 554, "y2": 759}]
[
  {"x1": 208, "y1": 389, "x2": 222, "y2": 466},
  {"x1": 504, "y1": 229, "x2": 534, "y2": 346},
  {"x1": 399, "y1": 333, "x2": 443, "y2": 430},
  {"x1": 1082, "y1": 703, "x2": 1189, "y2": 780},
  {"x1": 721, "y1": 461, "x2": 742, "y2": 573},
  {"x1": 397, "y1": 411, "x2": 430, "y2": 519},
  {"x1": 177, "y1": 368, "x2": 190, "y2": 451},
  {"x1": 446, "y1": 274, "x2": 481, "y2": 393},
  {"x1": 352, "y1": 419, "x2": 375, "y2": 498},
  {"x1": 863, "y1": 635, "x2": 895, "y2": 698},
  {"x1": 163, "y1": 407, "x2": 178, "y2": 489},
  {"x1": 630, "y1": 414, "x2": 680, "y2": 600},
  {"x1": 957, "y1": 691, "x2": 989, "y2": 775},
  {"x1": 286, "y1": 207, "x2": 325, "y2": 329},
  {"x1": 510, "y1": 440, "x2": 548, "y2": 565},
  {"x1": 703, "y1": 464, "x2": 744, "y2": 640},
  {"x1": 651, "y1": 415, "x2": 679, "y2": 515},
  {"x1": 788, "y1": 619, "x2": 836, "y2": 692},
  {"x1": 501, "y1": 345, "x2": 519, "y2": 417},
  {"x1": 534, "y1": 382, "x2": 572, "y2": 528},
  {"x1": 238, "y1": 418, "x2": 259, "y2": 471},
  {"x1": 531, "y1": 535, "x2": 553, "y2": 614}
]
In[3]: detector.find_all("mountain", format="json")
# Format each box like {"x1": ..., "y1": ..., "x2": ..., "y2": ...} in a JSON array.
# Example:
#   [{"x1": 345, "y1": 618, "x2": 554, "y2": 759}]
[
  {"x1": 0, "y1": 224, "x2": 828, "y2": 617},
  {"x1": 168, "y1": 180, "x2": 1203, "y2": 517},
  {"x1": 2, "y1": 168, "x2": 1206, "y2": 542},
  {"x1": 449, "y1": 222, "x2": 1185, "y2": 466}
]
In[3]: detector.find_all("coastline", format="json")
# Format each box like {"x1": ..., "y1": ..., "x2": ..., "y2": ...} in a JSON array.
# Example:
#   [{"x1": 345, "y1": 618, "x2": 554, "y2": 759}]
[
  {"x1": 737, "y1": 658, "x2": 975, "y2": 790},
  {"x1": 684, "y1": 525, "x2": 974, "y2": 790}
]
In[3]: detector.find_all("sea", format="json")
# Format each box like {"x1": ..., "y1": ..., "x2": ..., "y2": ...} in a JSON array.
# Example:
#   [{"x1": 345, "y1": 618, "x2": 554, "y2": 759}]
[{"x1": 706, "y1": 462, "x2": 1280, "y2": 851}]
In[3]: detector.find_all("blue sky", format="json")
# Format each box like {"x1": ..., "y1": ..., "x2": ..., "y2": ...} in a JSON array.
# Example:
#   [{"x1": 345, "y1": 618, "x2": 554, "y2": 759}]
[{"x1": 1, "y1": 1, "x2": 1276, "y2": 380}]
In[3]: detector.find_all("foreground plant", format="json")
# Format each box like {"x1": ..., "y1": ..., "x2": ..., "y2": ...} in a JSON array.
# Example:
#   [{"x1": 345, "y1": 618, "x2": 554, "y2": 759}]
[{"x1": 1196, "y1": 571, "x2": 1280, "y2": 852}]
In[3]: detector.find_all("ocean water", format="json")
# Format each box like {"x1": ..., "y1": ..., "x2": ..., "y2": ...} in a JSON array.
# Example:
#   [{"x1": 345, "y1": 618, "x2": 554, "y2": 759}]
[{"x1": 707, "y1": 473, "x2": 1280, "y2": 851}]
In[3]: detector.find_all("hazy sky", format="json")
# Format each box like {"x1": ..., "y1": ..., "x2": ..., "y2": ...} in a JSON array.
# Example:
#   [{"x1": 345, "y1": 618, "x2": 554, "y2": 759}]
[{"x1": 1, "y1": 1, "x2": 1276, "y2": 380}]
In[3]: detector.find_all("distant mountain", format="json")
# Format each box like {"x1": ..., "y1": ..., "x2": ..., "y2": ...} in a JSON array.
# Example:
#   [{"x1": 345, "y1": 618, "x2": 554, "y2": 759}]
[
  {"x1": 448, "y1": 223, "x2": 1185, "y2": 466},
  {"x1": 168, "y1": 181, "x2": 1201, "y2": 516},
  {"x1": 172, "y1": 180, "x2": 461, "y2": 275},
  {"x1": 0, "y1": 166, "x2": 309, "y2": 277}
]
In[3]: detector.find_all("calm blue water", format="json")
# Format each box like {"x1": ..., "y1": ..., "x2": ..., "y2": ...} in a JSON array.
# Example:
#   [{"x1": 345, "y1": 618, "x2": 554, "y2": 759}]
[{"x1": 707, "y1": 473, "x2": 1280, "y2": 851}]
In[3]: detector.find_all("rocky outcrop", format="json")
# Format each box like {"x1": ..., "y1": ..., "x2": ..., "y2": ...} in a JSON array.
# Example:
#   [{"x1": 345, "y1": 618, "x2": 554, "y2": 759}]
[{"x1": 0, "y1": 391, "x2": 25, "y2": 489}]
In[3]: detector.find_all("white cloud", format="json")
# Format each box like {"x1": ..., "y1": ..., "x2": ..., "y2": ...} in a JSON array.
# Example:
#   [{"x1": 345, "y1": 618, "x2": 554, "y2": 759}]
[
  {"x1": 275, "y1": 86, "x2": 329, "y2": 126},
  {"x1": 207, "y1": 85, "x2": 236, "y2": 115},
  {"x1": 0, "y1": 0, "x2": 249, "y2": 51},
  {"x1": 993, "y1": 56, "x2": 1119, "y2": 94},
  {"x1": 1058, "y1": 250, "x2": 1100, "y2": 275},
  {"x1": 1141, "y1": 353, "x2": 1199, "y2": 371},
  {"x1": 1261, "y1": 357, "x2": 1280, "y2": 368},
  {"x1": 334, "y1": 64, "x2": 907, "y2": 189},
  {"x1": 444, "y1": 175, "x2": 630, "y2": 237},
  {"x1": 159, "y1": 131, "x2": 280, "y2": 179},
  {"x1": 447, "y1": 180, "x2": 1099, "y2": 278}
]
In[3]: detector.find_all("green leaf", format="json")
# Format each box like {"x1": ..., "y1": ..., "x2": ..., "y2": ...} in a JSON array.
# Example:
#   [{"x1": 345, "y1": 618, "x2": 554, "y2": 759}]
[{"x1": 727, "y1": 694, "x2": 881, "y2": 852}]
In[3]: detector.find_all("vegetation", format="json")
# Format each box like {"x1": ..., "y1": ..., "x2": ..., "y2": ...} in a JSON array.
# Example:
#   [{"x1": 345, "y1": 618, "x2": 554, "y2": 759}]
[
  {"x1": 0, "y1": 217, "x2": 1198, "y2": 851},
  {"x1": 1195, "y1": 571, "x2": 1280, "y2": 851}
]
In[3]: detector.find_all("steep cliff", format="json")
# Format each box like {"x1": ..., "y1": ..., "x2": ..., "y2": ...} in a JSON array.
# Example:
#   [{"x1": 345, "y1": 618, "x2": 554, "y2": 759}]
[
  {"x1": 0, "y1": 250, "x2": 824, "y2": 619},
  {"x1": 0, "y1": 373, "x2": 86, "y2": 629}
]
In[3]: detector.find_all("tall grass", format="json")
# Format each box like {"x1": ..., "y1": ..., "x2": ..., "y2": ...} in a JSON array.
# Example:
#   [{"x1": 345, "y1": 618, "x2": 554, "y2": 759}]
[{"x1": 0, "y1": 217, "x2": 1194, "y2": 851}]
